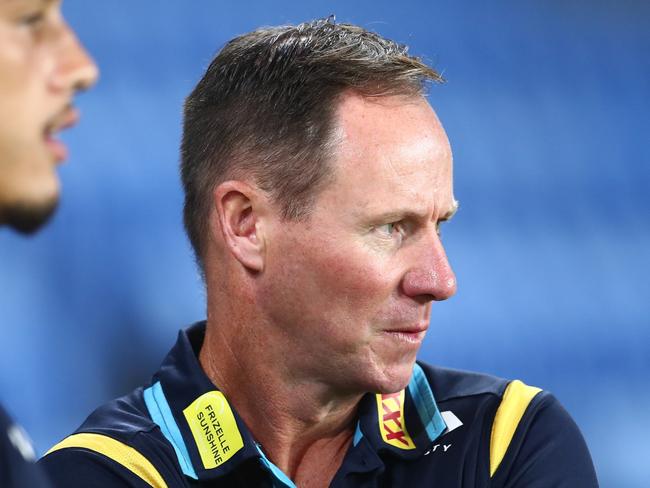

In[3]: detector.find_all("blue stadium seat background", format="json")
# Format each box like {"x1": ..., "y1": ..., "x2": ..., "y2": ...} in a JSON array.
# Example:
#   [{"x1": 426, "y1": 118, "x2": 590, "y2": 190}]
[{"x1": 0, "y1": 1, "x2": 648, "y2": 486}]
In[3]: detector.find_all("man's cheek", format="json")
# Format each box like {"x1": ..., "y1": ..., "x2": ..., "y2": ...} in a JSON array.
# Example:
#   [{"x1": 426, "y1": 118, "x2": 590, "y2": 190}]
[{"x1": 322, "y1": 250, "x2": 383, "y2": 286}]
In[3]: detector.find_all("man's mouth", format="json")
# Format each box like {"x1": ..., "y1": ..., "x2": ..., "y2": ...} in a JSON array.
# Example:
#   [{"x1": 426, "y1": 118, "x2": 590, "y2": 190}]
[
  {"x1": 385, "y1": 330, "x2": 427, "y2": 344},
  {"x1": 43, "y1": 106, "x2": 80, "y2": 163},
  {"x1": 383, "y1": 322, "x2": 429, "y2": 345}
]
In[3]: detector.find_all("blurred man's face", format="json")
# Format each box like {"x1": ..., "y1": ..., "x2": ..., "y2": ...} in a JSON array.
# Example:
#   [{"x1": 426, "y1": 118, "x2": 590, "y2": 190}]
[
  {"x1": 258, "y1": 93, "x2": 457, "y2": 395},
  {"x1": 0, "y1": 0, "x2": 97, "y2": 233}
]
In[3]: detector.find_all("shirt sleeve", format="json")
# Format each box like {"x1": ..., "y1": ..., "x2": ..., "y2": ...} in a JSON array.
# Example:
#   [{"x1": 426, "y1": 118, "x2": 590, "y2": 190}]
[
  {"x1": 490, "y1": 391, "x2": 599, "y2": 488},
  {"x1": 38, "y1": 430, "x2": 187, "y2": 488},
  {"x1": 39, "y1": 447, "x2": 153, "y2": 488}
]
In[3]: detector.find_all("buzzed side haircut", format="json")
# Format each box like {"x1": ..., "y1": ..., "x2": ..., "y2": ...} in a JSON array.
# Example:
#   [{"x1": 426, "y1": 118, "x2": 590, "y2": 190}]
[{"x1": 181, "y1": 17, "x2": 443, "y2": 272}]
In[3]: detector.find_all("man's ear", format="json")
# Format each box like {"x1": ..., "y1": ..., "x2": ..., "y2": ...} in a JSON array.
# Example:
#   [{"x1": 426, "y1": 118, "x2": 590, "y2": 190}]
[{"x1": 212, "y1": 181, "x2": 265, "y2": 272}]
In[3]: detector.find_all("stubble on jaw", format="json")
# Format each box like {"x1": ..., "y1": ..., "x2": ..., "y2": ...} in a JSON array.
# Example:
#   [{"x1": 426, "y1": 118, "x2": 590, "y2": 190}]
[{"x1": 1, "y1": 195, "x2": 58, "y2": 234}]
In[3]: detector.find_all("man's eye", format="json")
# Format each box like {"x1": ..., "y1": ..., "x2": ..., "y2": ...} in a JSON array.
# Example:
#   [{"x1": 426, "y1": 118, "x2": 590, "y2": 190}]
[
  {"x1": 376, "y1": 222, "x2": 403, "y2": 240},
  {"x1": 19, "y1": 11, "x2": 46, "y2": 28}
]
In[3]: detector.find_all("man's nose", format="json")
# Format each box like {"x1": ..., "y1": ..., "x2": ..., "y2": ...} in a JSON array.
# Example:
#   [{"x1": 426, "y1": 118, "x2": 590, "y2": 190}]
[
  {"x1": 401, "y1": 230, "x2": 457, "y2": 302},
  {"x1": 50, "y1": 23, "x2": 99, "y2": 94}
]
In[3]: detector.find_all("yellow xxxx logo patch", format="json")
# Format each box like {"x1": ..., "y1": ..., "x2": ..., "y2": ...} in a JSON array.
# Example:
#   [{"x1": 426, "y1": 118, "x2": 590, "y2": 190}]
[{"x1": 376, "y1": 390, "x2": 416, "y2": 450}]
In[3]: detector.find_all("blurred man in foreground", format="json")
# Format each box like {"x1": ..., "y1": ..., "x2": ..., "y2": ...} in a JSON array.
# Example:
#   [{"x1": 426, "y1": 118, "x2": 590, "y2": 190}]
[
  {"x1": 40, "y1": 18, "x2": 597, "y2": 487},
  {"x1": 0, "y1": 0, "x2": 97, "y2": 485}
]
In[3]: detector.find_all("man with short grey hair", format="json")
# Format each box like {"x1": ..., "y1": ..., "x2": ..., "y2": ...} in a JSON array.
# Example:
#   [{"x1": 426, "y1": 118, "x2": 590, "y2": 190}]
[{"x1": 40, "y1": 18, "x2": 598, "y2": 487}]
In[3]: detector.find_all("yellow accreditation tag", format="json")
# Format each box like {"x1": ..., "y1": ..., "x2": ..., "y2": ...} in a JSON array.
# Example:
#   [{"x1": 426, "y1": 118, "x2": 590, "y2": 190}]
[{"x1": 183, "y1": 391, "x2": 244, "y2": 469}]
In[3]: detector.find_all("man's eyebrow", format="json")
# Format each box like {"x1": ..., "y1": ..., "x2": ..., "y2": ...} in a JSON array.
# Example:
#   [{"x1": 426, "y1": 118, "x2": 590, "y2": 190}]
[
  {"x1": 370, "y1": 200, "x2": 460, "y2": 224},
  {"x1": 370, "y1": 209, "x2": 428, "y2": 223}
]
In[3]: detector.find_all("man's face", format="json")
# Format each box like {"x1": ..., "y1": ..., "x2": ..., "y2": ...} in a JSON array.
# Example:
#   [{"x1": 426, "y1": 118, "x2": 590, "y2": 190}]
[
  {"x1": 260, "y1": 92, "x2": 457, "y2": 395},
  {"x1": 0, "y1": 0, "x2": 97, "y2": 233}
]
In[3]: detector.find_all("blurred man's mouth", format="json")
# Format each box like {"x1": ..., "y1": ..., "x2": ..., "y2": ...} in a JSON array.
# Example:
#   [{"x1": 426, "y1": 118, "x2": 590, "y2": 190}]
[{"x1": 43, "y1": 106, "x2": 80, "y2": 163}]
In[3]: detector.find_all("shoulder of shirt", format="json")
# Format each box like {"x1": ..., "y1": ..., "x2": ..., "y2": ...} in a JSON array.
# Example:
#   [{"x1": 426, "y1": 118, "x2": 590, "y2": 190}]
[
  {"x1": 413, "y1": 362, "x2": 595, "y2": 484},
  {"x1": 73, "y1": 387, "x2": 158, "y2": 441},
  {"x1": 415, "y1": 362, "x2": 560, "y2": 427},
  {"x1": 416, "y1": 361, "x2": 515, "y2": 402},
  {"x1": 39, "y1": 387, "x2": 186, "y2": 487},
  {"x1": 415, "y1": 361, "x2": 557, "y2": 444}
]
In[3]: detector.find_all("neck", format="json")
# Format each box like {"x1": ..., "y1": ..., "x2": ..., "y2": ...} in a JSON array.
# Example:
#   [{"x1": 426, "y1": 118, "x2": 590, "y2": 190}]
[{"x1": 199, "y1": 300, "x2": 361, "y2": 484}]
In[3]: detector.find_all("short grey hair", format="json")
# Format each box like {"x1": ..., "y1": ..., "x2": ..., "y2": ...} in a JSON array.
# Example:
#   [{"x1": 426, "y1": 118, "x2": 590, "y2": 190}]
[{"x1": 181, "y1": 17, "x2": 443, "y2": 271}]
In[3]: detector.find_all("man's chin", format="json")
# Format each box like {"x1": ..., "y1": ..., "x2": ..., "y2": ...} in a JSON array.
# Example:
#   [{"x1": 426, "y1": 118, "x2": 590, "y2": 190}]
[
  {"x1": 370, "y1": 362, "x2": 417, "y2": 395},
  {"x1": 4, "y1": 196, "x2": 59, "y2": 234}
]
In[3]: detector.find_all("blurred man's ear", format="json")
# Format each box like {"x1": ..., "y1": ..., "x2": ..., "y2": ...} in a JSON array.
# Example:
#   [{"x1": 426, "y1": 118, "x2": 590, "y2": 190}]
[{"x1": 212, "y1": 181, "x2": 265, "y2": 272}]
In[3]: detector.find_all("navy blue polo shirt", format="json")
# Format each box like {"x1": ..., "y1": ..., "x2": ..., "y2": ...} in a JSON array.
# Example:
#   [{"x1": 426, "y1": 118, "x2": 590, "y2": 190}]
[{"x1": 39, "y1": 322, "x2": 598, "y2": 487}]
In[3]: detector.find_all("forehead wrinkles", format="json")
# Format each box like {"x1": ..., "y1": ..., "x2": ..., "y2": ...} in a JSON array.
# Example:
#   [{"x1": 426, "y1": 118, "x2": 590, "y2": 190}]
[
  {"x1": 317, "y1": 93, "x2": 454, "y2": 216},
  {"x1": 337, "y1": 124, "x2": 451, "y2": 195},
  {"x1": 326, "y1": 147, "x2": 453, "y2": 223},
  {"x1": 335, "y1": 94, "x2": 450, "y2": 167}
]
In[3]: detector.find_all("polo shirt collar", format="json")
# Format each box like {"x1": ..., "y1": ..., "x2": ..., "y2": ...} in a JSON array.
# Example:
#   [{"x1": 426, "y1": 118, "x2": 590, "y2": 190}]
[
  {"x1": 143, "y1": 322, "x2": 263, "y2": 482},
  {"x1": 142, "y1": 322, "x2": 447, "y2": 484},
  {"x1": 354, "y1": 361, "x2": 448, "y2": 460}
]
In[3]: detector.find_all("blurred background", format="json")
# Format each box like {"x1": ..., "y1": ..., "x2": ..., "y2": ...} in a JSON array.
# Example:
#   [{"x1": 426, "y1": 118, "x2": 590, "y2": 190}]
[{"x1": 1, "y1": 0, "x2": 648, "y2": 486}]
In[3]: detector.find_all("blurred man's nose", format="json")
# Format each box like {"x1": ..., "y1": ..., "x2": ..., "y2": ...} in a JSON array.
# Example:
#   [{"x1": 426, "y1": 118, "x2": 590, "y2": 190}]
[
  {"x1": 401, "y1": 229, "x2": 457, "y2": 302},
  {"x1": 50, "y1": 23, "x2": 99, "y2": 94}
]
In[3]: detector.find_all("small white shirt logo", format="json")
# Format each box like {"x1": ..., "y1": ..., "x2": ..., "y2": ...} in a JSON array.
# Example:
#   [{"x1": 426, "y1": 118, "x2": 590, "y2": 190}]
[
  {"x1": 424, "y1": 443, "x2": 453, "y2": 455},
  {"x1": 441, "y1": 410, "x2": 463, "y2": 434},
  {"x1": 423, "y1": 411, "x2": 464, "y2": 456}
]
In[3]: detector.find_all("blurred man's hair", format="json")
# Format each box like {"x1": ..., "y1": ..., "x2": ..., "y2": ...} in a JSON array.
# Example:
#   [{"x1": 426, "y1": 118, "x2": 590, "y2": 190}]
[{"x1": 181, "y1": 17, "x2": 443, "y2": 272}]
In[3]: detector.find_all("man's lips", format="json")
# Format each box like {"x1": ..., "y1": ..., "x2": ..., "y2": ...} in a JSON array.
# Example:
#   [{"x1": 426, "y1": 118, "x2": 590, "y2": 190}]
[
  {"x1": 44, "y1": 107, "x2": 80, "y2": 162},
  {"x1": 383, "y1": 322, "x2": 429, "y2": 344}
]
